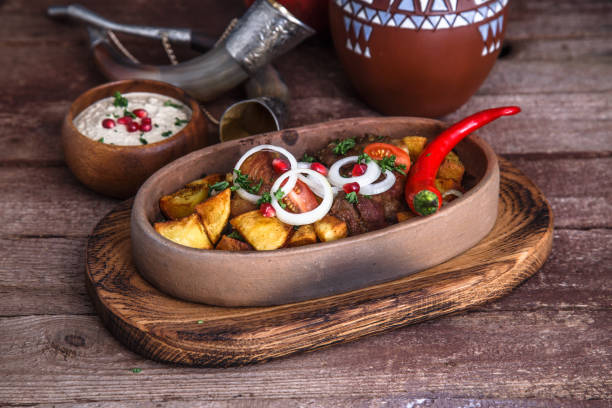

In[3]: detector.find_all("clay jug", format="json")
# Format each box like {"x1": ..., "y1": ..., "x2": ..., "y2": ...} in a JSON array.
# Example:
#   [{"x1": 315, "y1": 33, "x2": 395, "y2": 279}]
[{"x1": 329, "y1": 0, "x2": 510, "y2": 117}]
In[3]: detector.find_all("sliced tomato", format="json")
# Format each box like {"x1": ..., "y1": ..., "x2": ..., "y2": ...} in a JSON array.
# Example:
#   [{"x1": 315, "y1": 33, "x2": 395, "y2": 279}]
[
  {"x1": 364, "y1": 143, "x2": 411, "y2": 170},
  {"x1": 280, "y1": 179, "x2": 319, "y2": 213}
]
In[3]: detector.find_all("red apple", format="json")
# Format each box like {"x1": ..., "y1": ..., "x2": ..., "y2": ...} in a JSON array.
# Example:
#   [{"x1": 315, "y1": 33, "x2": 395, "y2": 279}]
[{"x1": 244, "y1": 0, "x2": 328, "y2": 33}]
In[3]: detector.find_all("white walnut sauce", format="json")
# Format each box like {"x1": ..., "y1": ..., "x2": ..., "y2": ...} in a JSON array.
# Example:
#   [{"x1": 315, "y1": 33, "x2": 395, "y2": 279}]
[{"x1": 73, "y1": 92, "x2": 192, "y2": 146}]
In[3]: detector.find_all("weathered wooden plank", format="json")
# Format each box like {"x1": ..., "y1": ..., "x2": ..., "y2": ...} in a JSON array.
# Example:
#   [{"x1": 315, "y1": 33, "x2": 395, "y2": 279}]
[
  {"x1": 0, "y1": 310, "x2": 609, "y2": 405},
  {"x1": 17, "y1": 398, "x2": 611, "y2": 408},
  {"x1": 1, "y1": 229, "x2": 609, "y2": 317},
  {"x1": 0, "y1": 166, "x2": 118, "y2": 236}
]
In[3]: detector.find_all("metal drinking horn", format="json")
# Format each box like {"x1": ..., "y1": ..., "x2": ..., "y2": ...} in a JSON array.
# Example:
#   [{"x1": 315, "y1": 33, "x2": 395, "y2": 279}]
[{"x1": 47, "y1": 1, "x2": 314, "y2": 102}]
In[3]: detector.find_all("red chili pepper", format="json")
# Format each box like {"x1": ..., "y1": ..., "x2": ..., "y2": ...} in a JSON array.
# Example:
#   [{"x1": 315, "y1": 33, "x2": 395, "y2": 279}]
[{"x1": 405, "y1": 106, "x2": 521, "y2": 216}]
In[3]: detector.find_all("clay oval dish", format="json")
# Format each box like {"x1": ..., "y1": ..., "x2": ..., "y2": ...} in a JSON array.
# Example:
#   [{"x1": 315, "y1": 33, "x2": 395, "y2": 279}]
[
  {"x1": 131, "y1": 117, "x2": 499, "y2": 307},
  {"x1": 62, "y1": 79, "x2": 212, "y2": 199}
]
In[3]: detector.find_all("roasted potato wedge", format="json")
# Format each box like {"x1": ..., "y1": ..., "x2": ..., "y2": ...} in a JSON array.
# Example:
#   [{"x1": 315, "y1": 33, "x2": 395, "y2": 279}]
[
  {"x1": 215, "y1": 235, "x2": 253, "y2": 251},
  {"x1": 230, "y1": 195, "x2": 258, "y2": 218},
  {"x1": 314, "y1": 215, "x2": 348, "y2": 242},
  {"x1": 395, "y1": 136, "x2": 428, "y2": 162},
  {"x1": 397, "y1": 211, "x2": 416, "y2": 223},
  {"x1": 154, "y1": 213, "x2": 213, "y2": 249},
  {"x1": 159, "y1": 185, "x2": 209, "y2": 220},
  {"x1": 230, "y1": 210, "x2": 292, "y2": 251},
  {"x1": 159, "y1": 174, "x2": 225, "y2": 220},
  {"x1": 286, "y1": 224, "x2": 318, "y2": 247},
  {"x1": 437, "y1": 154, "x2": 465, "y2": 181},
  {"x1": 195, "y1": 188, "x2": 231, "y2": 244},
  {"x1": 186, "y1": 173, "x2": 224, "y2": 188},
  {"x1": 435, "y1": 178, "x2": 462, "y2": 194}
]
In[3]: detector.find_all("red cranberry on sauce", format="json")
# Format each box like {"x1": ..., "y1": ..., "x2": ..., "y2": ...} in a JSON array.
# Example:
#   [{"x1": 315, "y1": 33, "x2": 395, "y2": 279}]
[
  {"x1": 141, "y1": 117, "x2": 152, "y2": 125},
  {"x1": 117, "y1": 116, "x2": 132, "y2": 125},
  {"x1": 102, "y1": 119, "x2": 116, "y2": 129},
  {"x1": 126, "y1": 122, "x2": 139, "y2": 133},
  {"x1": 139, "y1": 123, "x2": 152, "y2": 132},
  {"x1": 133, "y1": 109, "x2": 148, "y2": 118}
]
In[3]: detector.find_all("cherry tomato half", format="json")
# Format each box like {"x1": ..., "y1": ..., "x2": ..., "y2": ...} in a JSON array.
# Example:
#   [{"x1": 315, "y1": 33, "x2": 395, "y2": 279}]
[{"x1": 364, "y1": 143, "x2": 411, "y2": 170}]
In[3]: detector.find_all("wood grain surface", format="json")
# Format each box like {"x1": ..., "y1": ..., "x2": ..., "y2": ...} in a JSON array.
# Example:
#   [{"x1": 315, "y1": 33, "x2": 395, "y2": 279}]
[
  {"x1": 1, "y1": 0, "x2": 610, "y2": 405},
  {"x1": 84, "y1": 159, "x2": 553, "y2": 367}
]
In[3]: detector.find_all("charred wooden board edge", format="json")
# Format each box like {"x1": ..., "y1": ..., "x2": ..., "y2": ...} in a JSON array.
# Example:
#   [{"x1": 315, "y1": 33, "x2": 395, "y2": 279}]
[{"x1": 85, "y1": 159, "x2": 554, "y2": 367}]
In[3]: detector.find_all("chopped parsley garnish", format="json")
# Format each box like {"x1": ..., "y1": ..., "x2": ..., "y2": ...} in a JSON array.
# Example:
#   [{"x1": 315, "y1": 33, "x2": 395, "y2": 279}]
[
  {"x1": 231, "y1": 169, "x2": 263, "y2": 194},
  {"x1": 139, "y1": 137, "x2": 148, "y2": 145},
  {"x1": 154, "y1": 124, "x2": 159, "y2": 128},
  {"x1": 123, "y1": 110, "x2": 137, "y2": 119},
  {"x1": 113, "y1": 91, "x2": 128, "y2": 108},
  {"x1": 161, "y1": 131, "x2": 172, "y2": 137},
  {"x1": 164, "y1": 100, "x2": 182, "y2": 109},
  {"x1": 357, "y1": 153, "x2": 372, "y2": 164},
  {"x1": 131, "y1": 368, "x2": 142, "y2": 373},
  {"x1": 210, "y1": 181, "x2": 229, "y2": 192},
  {"x1": 257, "y1": 192, "x2": 272, "y2": 205},
  {"x1": 293, "y1": 225, "x2": 300, "y2": 230},
  {"x1": 301, "y1": 153, "x2": 315, "y2": 163},
  {"x1": 112, "y1": 113, "x2": 120, "y2": 119},
  {"x1": 376, "y1": 155, "x2": 406, "y2": 175},
  {"x1": 345, "y1": 191, "x2": 359, "y2": 204},
  {"x1": 174, "y1": 117, "x2": 189, "y2": 126},
  {"x1": 274, "y1": 189, "x2": 287, "y2": 208},
  {"x1": 97, "y1": 137, "x2": 104, "y2": 143},
  {"x1": 227, "y1": 231, "x2": 245, "y2": 241},
  {"x1": 333, "y1": 138, "x2": 356, "y2": 155}
]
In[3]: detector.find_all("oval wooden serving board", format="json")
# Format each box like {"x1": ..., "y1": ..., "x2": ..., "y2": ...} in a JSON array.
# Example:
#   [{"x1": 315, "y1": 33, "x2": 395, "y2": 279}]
[{"x1": 86, "y1": 158, "x2": 553, "y2": 367}]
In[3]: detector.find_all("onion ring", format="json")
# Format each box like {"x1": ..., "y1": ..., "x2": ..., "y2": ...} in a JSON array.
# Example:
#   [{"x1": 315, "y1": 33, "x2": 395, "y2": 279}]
[
  {"x1": 328, "y1": 156, "x2": 381, "y2": 187},
  {"x1": 271, "y1": 169, "x2": 334, "y2": 225},
  {"x1": 232, "y1": 145, "x2": 298, "y2": 203},
  {"x1": 359, "y1": 170, "x2": 396, "y2": 195}
]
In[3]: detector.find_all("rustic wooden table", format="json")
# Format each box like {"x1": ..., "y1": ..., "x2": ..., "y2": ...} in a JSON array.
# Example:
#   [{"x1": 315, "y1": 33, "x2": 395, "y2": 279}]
[{"x1": 1, "y1": 0, "x2": 610, "y2": 406}]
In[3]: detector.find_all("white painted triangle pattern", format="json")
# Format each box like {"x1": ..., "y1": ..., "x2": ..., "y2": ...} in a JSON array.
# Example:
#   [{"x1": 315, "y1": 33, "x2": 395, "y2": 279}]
[
  {"x1": 398, "y1": 0, "x2": 414, "y2": 12},
  {"x1": 354, "y1": 43, "x2": 362, "y2": 55},
  {"x1": 364, "y1": 47, "x2": 371, "y2": 58},
  {"x1": 495, "y1": 39, "x2": 501, "y2": 49},
  {"x1": 431, "y1": 0, "x2": 447, "y2": 11},
  {"x1": 474, "y1": 12, "x2": 484, "y2": 23},
  {"x1": 371, "y1": 15, "x2": 381, "y2": 25},
  {"x1": 346, "y1": 38, "x2": 353, "y2": 51},
  {"x1": 478, "y1": 23, "x2": 489, "y2": 42},
  {"x1": 419, "y1": 0, "x2": 429, "y2": 13},
  {"x1": 357, "y1": 10, "x2": 367, "y2": 20},
  {"x1": 343, "y1": 3, "x2": 352, "y2": 14},
  {"x1": 353, "y1": 20, "x2": 362, "y2": 37},
  {"x1": 489, "y1": 43, "x2": 495, "y2": 53},
  {"x1": 445, "y1": 13, "x2": 456, "y2": 25},
  {"x1": 411, "y1": 15, "x2": 425, "y2": 28},
  {"x1": 401, "y1": 17, "x2": 416, "y2": 28},
  {"x1": 487, "y1": 8, "x2": 495, "y2": 18},
  {"x1": 428, "y1": 15, "x2": 441, "y2": 29},
  {"x1": 437, "y1": 17, "x2": 450, "y2": 29},
  {"x1": 494, "y1": 1, "x2": 502, "y2": 13},
  {"x1": 453, "y1": 15, "x2": 468, "y2": 27},
  {"x1": 421, "y1": 18, "x2": 434, "y2": 30},
  {"x1": 448, "y1": 0, "x2": 457, "y2": 11},
  {"x1": 363, "y1": 25, "x2": 372, "y2": 41},
  {"x1": 490, "y1": 19, "x2": 498, "y2": 36},
  {"x1": 482, "y1": 45, "x2": 488, "y2": 56},
  {"x1": 387, "y1": 19, "x2": 396, "y2": 26}
]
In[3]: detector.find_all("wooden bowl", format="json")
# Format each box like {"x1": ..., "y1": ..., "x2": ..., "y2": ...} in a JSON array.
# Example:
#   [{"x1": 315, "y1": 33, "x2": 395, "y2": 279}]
[
  {"x1": 131, "y1": 117, "x2": 500, "y2": 306},
  {"x1": 62, "y1": 79, "x2": 212, "y2": 198}
]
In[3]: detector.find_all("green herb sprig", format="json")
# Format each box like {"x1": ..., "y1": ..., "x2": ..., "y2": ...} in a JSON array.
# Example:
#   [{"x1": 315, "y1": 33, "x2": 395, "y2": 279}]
[
  {"x1": 123, "y1": 110, "x2": 137, "y2": 119},
  {"x1": 357, "y1": 153, "x2": 372, "y2": 164},
  {"x1": 257, "y1": 192, "x2": 272, "y2": 205},
  {"x1": 301, "y1": 153, "x2": 315, "y2": 163},
  {"x1": 376, "y1": 155, "x2": 406, "y2": 175},
  {"x1": 333, "y1": 138, "x2": 356, "y2": 155},
  {"x1": 210, "y1": 181, "x2": 230, "y2": 192},
  {"x1": 164, "y1": 100, "x2": 182, "y2": 109},
  {"x1": 161, "y1": 131, "x2": 172, "y2": 137},
  {"x1": 227, "y1": 231, "x2": 245, "y2": 242},
  {"x1": 274, "y1": 189, "x2": 286, "y2": 209},
  {"x1": 174, "y1": 117, "x2": 189, "y2": 126},
  {"x1": 345, "y1": 191, "x2": 359, "y2": 204},
  {"x1": 231, "y1": 169, "x2": 263, "y2": 194},
  {"x1": 113, "y1": 91, "x2": 128, "y2": 108}
]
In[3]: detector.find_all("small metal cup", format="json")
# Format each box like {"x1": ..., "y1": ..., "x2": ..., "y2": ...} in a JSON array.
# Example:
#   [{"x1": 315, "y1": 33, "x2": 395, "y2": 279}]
[{"x1": 219, "y1": 97, "x2": 287, "y2": 142}]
